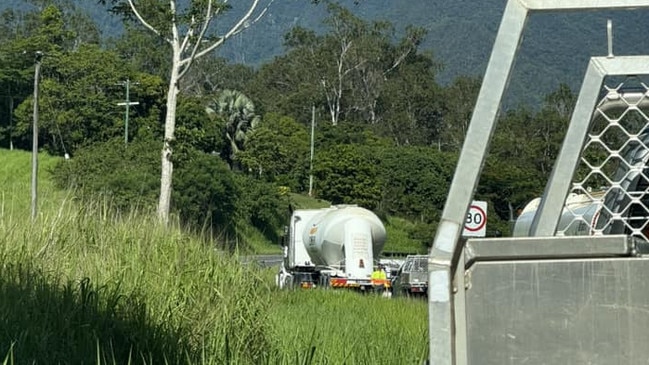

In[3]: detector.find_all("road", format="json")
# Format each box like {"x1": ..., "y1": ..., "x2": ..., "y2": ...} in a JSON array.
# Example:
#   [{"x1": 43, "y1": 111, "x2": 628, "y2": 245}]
[{"x1": 241, "y1": 254, "x2": 283, "y2": 268}]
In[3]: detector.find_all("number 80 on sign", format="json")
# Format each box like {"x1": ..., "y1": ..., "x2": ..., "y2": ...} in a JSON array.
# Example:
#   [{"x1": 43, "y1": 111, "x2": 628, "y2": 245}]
[{"x1": 463, "y1": 200, "x2": 487, "y2": 237}]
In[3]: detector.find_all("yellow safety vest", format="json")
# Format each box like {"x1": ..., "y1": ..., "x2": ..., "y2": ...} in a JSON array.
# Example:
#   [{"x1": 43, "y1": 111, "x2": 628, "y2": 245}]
[{"x1": 371, "y1": 270, "x2": 387, "y2": 280}]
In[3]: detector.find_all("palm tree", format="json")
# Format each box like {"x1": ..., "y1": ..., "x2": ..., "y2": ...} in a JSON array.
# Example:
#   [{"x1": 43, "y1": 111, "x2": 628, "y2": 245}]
[{"x1": 206, "y1": 89, "x2": 260, "y2": 168}]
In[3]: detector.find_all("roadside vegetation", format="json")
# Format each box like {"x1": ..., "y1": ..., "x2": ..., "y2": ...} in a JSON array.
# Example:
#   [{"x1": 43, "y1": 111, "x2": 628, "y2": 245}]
[
  {"x1": 0, "y1": 1, "x2": 581, "y2": 363},
  {"x1": 0, "y1": 2, "x2": 577, "y2": 252},
  {"x1": 0, "y1": 149, "x2": 426, "y2": 364},
  {"x1": 269, "y1": 289, "x2": 427, "y2": 364}
]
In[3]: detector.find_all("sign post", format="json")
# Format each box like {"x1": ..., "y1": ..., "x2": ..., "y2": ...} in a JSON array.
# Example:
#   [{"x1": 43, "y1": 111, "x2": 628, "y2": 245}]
[{"x1": 463, "y1": 200, "x2": 487, "y2": 237}]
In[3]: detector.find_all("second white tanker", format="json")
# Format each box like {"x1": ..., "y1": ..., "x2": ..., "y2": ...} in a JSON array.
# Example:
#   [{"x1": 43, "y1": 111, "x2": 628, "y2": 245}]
[{"x1": 515, "y1": 126, "x2": 649, "y2": 238}]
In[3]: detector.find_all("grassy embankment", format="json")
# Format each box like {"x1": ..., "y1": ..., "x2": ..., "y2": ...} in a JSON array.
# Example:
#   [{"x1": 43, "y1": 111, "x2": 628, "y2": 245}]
[{"x1": 0, "y1": 148, "x2": 427, "y2": 364}]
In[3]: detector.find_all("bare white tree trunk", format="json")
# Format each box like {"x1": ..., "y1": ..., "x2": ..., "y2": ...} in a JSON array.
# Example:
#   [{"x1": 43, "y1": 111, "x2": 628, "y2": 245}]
[
  {"x1": 321, "y1": 40, "x2": 352, "y2": 126},
  {"x1": 334, "y1": 45, "x2": 344, "y2": 126},
  {"x1": 125, "y1": 0, "x2": 268, "y2": 225},
  {"x1": 158, "y1": 49, "x2": 181, "y2": 224}
]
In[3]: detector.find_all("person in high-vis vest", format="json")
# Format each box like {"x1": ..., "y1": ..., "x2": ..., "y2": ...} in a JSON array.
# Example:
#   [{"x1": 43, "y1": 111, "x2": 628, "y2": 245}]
[
  {"x1": 371, "y1": 265, "x2": 387, "y2": 281},
  {"x1": 371, "y1": 265, "x2": 389, "y2": 295}
]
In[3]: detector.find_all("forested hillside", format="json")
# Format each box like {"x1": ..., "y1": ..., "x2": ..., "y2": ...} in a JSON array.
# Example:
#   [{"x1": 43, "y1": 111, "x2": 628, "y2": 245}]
[
  {"x1": 0, "y1": 1, "x2": 639, "y2": 250},
  {"x1": 4, "y1": 0, "x2": 649, "y2": 107}
]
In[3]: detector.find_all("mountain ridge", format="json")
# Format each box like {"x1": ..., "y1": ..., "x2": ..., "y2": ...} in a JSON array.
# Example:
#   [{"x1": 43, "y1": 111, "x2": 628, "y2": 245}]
[{"x1": 4, "y1": 1, "x2": 649, "y2": 107}]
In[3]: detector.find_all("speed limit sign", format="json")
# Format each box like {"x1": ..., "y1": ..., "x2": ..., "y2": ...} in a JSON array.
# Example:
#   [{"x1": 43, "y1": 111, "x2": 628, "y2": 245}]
[{"x1": 463, "y1": 200, "x2": 487, "y2": 237}]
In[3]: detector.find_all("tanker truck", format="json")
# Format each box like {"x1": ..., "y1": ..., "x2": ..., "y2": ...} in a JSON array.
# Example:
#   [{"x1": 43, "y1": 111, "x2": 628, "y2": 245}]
[
  {"x1": 275, "y1": 205, "x2": 389, "y2": 291},
  {"x1": 514, "y1": 122, "x2": 649, "y2": 239},
  {"x1": 513, "y1": 190, "x2": 605, "y2": 237}
]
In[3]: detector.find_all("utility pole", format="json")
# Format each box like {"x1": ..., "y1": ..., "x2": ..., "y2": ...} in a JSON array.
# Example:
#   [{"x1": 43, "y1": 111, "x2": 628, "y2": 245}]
[
  {"x1": 7, "y1": 81, "x2": 14, "y2": 150},
  {"x1": 116, "y1": 78, "x2": 139, "y2": 145},
  {"x1": 308, "y1": 105, "x2": 315, "y2": 197},
  {"x1": 9, "y1": 95, "x2": 13, "y2": 150},
  {"x1": 32, "y1": 51, "x2": 43, "y2": 221}
]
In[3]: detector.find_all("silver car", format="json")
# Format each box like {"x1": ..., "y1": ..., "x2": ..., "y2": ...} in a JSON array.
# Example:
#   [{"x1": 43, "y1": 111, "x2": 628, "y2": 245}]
[{"x1": 391, "y1": 255, "x2": 428, "y2": 297}]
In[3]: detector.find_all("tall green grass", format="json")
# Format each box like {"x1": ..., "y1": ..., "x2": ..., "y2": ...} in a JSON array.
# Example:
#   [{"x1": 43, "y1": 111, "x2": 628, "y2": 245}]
[
  {"x1": 0, "y1": 149, "x2": 428, "y2": 364},
  {"x1": 0, "y1": 199, "x2": 275, "y2": 364},
  {"x1": 268, "y1": 290, "x2": 428, "y2": 364},
  {"x1": 1, "y1": 150, "x2": 274, "y2": 363}
]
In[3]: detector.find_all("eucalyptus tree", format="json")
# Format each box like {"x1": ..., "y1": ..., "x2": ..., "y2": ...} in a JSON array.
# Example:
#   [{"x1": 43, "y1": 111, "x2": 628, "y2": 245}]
[
  {"x1": 378, "y1": 53, "x2": 444, "y2": 147},
  {"x1": 100, "y1": 0, "x2": 271, "y2": 224},
  {"x1": 438, "y1": 76, "x2": 481, "y2": 151},
  {"x1": 305, "y1": 2, "x2": 390, "y2": 126},
  {"x1": 276, "y1": 3, "x2": 378, "y2": 127},
  {"x1": 249, "y1": 28, "x2": 321, "y2": 124},
  {"x1": 319, "y1": 3, "x2": 360, "y2": 126},
  {"x1": 260, "y1": 2, "x2": 433, "y2": 137}
]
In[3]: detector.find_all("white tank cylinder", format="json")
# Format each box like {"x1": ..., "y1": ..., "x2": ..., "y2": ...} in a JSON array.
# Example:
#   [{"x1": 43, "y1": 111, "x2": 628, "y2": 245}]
[
  {"x1": 302, "y1": 205, "x2": 386, "y2": 268},
  {"x1": 513, "y1": 193, "x2": 602, "y2": 237}
]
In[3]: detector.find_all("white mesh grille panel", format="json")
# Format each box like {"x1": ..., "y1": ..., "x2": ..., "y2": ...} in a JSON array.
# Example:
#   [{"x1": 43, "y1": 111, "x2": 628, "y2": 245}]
[{"x1": 559, "y1": 76, "x2": 649, "y2": 240}]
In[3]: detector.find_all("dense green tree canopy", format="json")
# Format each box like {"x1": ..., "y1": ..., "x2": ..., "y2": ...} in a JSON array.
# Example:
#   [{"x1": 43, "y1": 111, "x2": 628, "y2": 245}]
[
  {"x1": 1, "y1": 2, "x2": 580, "y2": 243},
  {"x1": 13, "y1": 44, "x2": 132, "y2": 154},
  {"x1": 237, "y1": 113, "x2": 310, "y2": 191}
]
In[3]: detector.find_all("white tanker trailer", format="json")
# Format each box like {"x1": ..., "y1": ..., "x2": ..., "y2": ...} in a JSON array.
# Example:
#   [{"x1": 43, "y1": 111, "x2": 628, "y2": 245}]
[
  {"x1": 514, "y1": 124, "x2": 649, "y2": 238},
  {"x1": 275, "y1": 205, "x2": 389, "y2": 290},
  {"x1": 513, "y1": 191, "x2": 605, "y2": 237}
]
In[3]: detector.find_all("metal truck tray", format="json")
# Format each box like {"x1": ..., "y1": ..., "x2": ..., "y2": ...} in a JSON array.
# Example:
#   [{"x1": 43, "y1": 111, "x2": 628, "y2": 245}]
[
  {"x1": 464, "y1": 234, "x2": 649, "y2": 266},
  {"x1": 456, "y1": 235, "x2": 649, "y2": 364}
]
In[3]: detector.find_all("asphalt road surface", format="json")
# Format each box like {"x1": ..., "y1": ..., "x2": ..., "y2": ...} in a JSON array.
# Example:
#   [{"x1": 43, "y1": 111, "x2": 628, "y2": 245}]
[
  {"x1": 242, "y1": 255, "x2": 406, "y2": 270},
  {"x1": 242, "y1": 255, "x2": 283, "y2": 268}
]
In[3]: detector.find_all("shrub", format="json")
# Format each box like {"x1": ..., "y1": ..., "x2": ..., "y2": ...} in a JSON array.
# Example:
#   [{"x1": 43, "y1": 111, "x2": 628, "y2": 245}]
[
  {"x1": 173, "y1": 152, "x2": 239, "y2": 241},
  {"x1": 52, "y1": 138, "x2": 160, "y2": 211},
  {"x1": 234, "y1": 174, "x2": 289, "y2": 244}
]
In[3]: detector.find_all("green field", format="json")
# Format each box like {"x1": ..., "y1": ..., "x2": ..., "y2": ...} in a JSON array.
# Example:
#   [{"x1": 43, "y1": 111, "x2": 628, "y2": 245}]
[
  {"x1": 269, "y1": 289, "x2": 427, "y2": 364},
  {"x1": 0, "y1": 149, "x2": 66, "y2": 219},
  {"x1": 0, "y1": 149, "x2": 428, "y2": 364}
]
